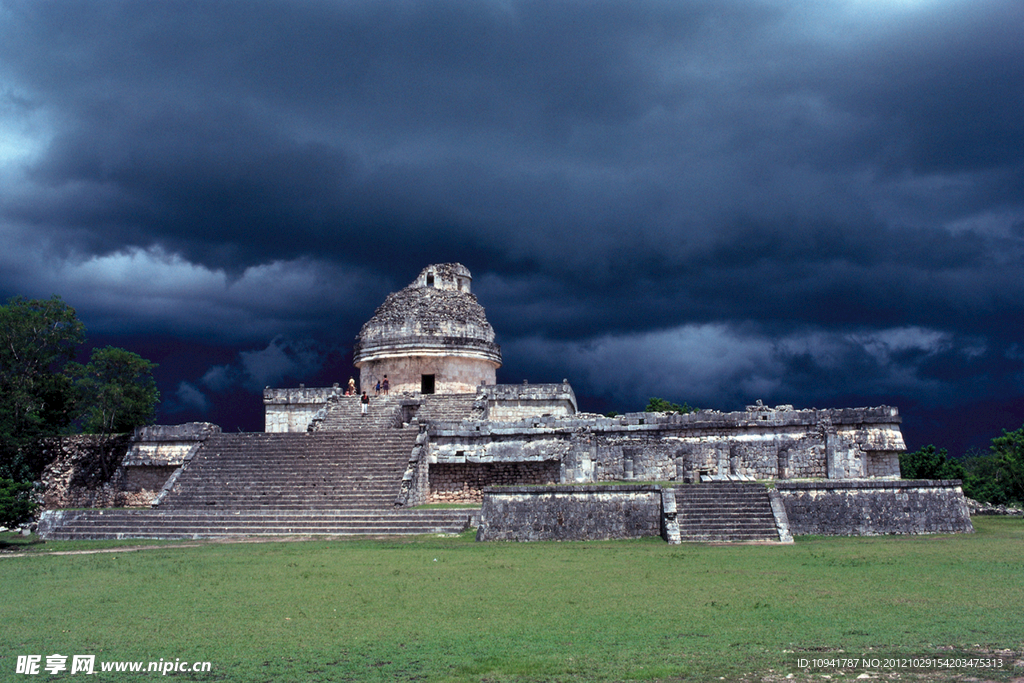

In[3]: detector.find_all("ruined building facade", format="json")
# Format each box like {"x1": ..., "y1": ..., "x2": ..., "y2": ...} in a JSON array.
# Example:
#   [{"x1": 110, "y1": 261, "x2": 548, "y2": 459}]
[
  {"x1": 266, "y1": 263, "x2": 906, "y2": 498},
  {"x1": 39, "y1": 263, "x2": 975, "y2": 542}
]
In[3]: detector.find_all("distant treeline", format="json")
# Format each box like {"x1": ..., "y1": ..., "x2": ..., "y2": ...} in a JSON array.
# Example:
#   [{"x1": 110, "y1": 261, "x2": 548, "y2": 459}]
[{"x1": 901, "y1": 427, "x2": 1024, "y2": 506}]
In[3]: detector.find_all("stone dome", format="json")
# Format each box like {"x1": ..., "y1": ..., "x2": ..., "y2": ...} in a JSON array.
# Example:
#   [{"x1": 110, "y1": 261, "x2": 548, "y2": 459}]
[{"x1": 353, "y1": 264, "x2": 502, "y2": 395}]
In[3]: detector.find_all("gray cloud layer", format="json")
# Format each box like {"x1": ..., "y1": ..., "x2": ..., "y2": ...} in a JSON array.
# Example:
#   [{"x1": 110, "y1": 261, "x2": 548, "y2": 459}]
[{"x1": 1, "y1": 0, "x2": 1022, "y2": 447}]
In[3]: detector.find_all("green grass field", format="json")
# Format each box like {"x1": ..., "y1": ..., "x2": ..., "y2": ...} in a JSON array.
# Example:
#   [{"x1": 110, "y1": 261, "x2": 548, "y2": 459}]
[{"x1": 2, "y1": 517, "x2": 1022, "y2": 682}]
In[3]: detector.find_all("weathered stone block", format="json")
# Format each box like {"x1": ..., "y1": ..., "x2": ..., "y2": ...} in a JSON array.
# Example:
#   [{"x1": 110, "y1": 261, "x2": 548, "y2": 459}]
[{"x1": 476, "y1": 485, "x2": 664, "y2": 541}]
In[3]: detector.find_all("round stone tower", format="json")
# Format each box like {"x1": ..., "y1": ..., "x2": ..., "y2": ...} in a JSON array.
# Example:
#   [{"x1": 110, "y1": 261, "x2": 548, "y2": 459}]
[{"x1": 353, "y1": 263, "x2": 502, "y2": 395}]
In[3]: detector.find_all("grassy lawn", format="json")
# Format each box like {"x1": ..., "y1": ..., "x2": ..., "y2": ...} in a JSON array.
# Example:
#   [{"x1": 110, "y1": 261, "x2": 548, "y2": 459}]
[{"x1": 1, "y1": 517, "x2": 1022, "y2": 682}]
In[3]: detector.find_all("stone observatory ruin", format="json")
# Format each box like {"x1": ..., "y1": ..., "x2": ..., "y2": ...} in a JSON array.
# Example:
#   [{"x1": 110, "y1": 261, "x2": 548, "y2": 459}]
[
  {"x1": 353, "y1": 263, "x2": 502, "y2": 396},
  {"x1": 38, "y1": 263, "x2": 974, "y2": 543}
]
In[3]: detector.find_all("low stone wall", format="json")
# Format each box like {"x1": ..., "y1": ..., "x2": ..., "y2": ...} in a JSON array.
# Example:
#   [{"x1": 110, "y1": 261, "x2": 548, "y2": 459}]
[
  {"x1": 264, "y1": 385, "x2": 342, "y2": 432},
  {"x1": 476, "y1": 484, "x2": 665, "y2": 541},
  {"x1": 482, "y1": 381, "x2": 578, "y2": 420},
  {"x1": 430, "y1": 462, "x2": 560, "y2": 503},
  {"x1": 777, "y1": 479, "x2": 974, "y2": 536}
]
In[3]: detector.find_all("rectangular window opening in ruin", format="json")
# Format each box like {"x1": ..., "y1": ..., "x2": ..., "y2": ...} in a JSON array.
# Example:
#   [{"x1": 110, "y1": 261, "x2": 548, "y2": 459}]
[
  {"x1": 426, "y1": 274, "x2": 435, "y2": 287},
  {"x1": 421, "y1": 374, "x2": 435, "y2": 394}
]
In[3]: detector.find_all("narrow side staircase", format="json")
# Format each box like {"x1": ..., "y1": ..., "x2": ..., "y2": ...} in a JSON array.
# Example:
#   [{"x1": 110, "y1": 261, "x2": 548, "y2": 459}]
[
  {"x1": 674, "y1": 482, "x2": 783, "y2": 542},
  {"x1": 411, "y1": 394, "x2": 481, "y2": 423},
  {"x1": 310, "y1": 395, "x2": 402, "y2": 432}
]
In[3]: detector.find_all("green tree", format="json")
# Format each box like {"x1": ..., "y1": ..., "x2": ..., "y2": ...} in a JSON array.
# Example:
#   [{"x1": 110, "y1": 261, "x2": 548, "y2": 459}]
[
  {"x1": 989, "y1": 424, "x2": 1024, "y2": 503},
  {"x1": 961, "y1": 448, "x2": 1012, "y2": 504},
  {"x1": 899, "y1": 445, "x2": 966, "y2": 481},
  {"x1": 0, "y1": 296, "x2": 85, "y2": 481},
  {"x1": 645, "y1": 397, "x2": 697, "y2": 414},
  {"x1": 72, "y1": 347, "x2": 160, "y2": 436},
  {"x1": 0, "y1": 478, "x2": 36, "y2": 528}
]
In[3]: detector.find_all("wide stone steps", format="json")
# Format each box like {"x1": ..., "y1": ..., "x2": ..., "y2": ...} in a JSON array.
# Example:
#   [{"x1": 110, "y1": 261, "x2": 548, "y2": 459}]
[
  {"x1": 159, "y1": 430, "x2": 418, "y2": 511},
  {"x1": 674, "y1": 483, "x2": 781, "y2": 542},
  {"x1": 39, "y1": 508, "x2": 477, "y2": 540},
  {"x1": 412, "y1": 394, "x2": 480, "y2": 423}
]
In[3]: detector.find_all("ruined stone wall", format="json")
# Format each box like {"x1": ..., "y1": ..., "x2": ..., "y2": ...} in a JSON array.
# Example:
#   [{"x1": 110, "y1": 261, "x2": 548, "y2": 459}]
[
  {"x1": 482, "y1": 382, "x2": 577, "y2": 420},
  {"x1": 123, "y1": 466, "x2": 178, "y2": 495},
  {"x1": 429, "y1": 424, "x2": 572, "y2": 465},
  {"x1": 476, "y1": 485, "x2": 664, "y2": 541},
  {"x1": 397, "y1": 432, "x2": 431, "y2": 507},
  {"x1": 582, "y1": 429, "x2": 831, "y2": 482},
  {"x1": 427, "y1": 406, "x2": 904, "y2": 487},
  {"x1": 38, "y1": 435, "x2": 146, "y2": 508},
  {"x1": 358, "y1": 354, "x2": 496, "y2": 396},
  {"x1": 778, "y1": 480, "x2": 973, "y2": 535},
  {"x1": 429, "y1": 462, "x2": 560, "y2": 503},
  {"x1": 40, "y1": 423, "x2": 221, "y2": 509},
  {"x1": 264, "y1": 386, "x2": 342, "y2": 432},
  {"x1": 865, "y1": 451, "x2": 901, "y2": 478}
]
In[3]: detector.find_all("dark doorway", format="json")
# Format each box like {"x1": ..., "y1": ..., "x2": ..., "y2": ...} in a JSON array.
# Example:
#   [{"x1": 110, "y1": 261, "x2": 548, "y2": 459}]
[{"x1": 421, "y1": 374, "x2": 435, "y2": 394}]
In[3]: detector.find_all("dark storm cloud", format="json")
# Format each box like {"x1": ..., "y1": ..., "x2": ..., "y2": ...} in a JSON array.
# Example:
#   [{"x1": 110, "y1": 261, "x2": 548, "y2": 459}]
[{"x1": 1, "y1": 0, "x2": 1023, "y2": 443}]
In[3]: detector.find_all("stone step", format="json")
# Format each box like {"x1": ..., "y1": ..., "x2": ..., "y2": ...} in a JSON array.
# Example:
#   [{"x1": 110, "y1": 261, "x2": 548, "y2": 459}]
[
  {"x1": 672, "y1": 483, "x2": 780, "y2": 542},
  {"x1": 408, "y1": 394, "x2": 481, "y2": 423},
  {"x1": 157, "y1": 428, "x2": 420, "y2": 512},
  {"x1": 40, "y1": 508, "x2": 477, "y2": 540},
  {"x1": 311, "y1": 395, "x2": 404, "y2": 432}
]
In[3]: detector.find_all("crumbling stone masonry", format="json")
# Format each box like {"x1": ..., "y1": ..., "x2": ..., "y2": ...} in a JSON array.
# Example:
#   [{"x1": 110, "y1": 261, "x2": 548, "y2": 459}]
[
  {"x1": 353, "y1": 264, "x2": 502, "y2": 395},
  {"x1": 264, "y1": 385, "x2": 343, "y2": 433},
  {"x1": 778, "y1": 479, "x2": 974, "y2": 535},
  {"x1": 39, "y1": 435, "x2": 134, "y2": 508},
  {"x1": 429, "y1": 462, "x2": 560, "y2": 504},
  {"x1": 39, "y1": 423, "x2": 220, "y2": 509},
  {"x1": 481, "y1": 381, "x2": 577, "y2": 421},
  {"x1": 475, "y1": 485, "x2": 667, "y2": 542},
  {"x1": 420, "y1": 404, "x2": 905, "y2": 502}
]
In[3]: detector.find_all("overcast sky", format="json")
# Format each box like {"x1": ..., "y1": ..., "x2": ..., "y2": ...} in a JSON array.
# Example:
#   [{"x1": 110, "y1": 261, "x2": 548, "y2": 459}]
[{"x1": 2, "y1": 0, "x2": 1022, "y2": 453}]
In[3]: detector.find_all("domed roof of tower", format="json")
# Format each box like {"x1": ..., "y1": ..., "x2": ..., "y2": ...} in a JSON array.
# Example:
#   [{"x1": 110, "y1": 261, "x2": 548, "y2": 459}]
[{"x1": 355, "y1": 264, "x2": 498, "y2": 348}]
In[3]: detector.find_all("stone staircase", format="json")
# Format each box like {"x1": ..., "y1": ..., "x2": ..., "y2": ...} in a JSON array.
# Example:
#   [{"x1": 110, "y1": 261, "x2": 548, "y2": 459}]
[
  {"x1": 674, "y1": 482, "x2": 782, "y2": 542},
  {"x1": 39, "y1": 426, "x2": 479, "y2": 539},
  {"x1": 311, "y1": 395, "x2": 402, "y2": 432},
  {"x1": 38, "y1": 507, "x2": 475, "y2": 540},
  {"x1": 411, "y1": 394, "x2": 481, "y2": 423},
  {"x1": 159, "y1": 430, "x2": 415, "y2": 510}
]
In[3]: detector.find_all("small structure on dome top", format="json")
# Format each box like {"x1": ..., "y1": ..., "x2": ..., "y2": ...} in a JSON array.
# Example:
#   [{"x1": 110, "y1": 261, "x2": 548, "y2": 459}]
[{"x1": 352, "y1": 263, "x2": 502, "y2": 395}]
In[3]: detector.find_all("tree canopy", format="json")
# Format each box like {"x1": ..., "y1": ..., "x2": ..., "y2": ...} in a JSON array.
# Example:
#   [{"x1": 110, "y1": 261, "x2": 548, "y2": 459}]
[
  {"x1": 902, "y1": 430, "x2": 1024, "y2": 507},
  {"x1": 0, "y1": 295, "x2": 160, "y2": 485},
  {"x1": 0, "y1": 296, "x2": 85, "y2": 481},
  {"x1": 71, "y1": 347, "x2": 159, "y2": 435},
  {"x1": 989, "y1": 424, "x2": 1024, "y2": 503},
  {"x1": 898, "y1": 445, "x2": 966, "y2": 481},
  {"x1": 645, "y1": 397, "x2": 697, "y2": 414}
]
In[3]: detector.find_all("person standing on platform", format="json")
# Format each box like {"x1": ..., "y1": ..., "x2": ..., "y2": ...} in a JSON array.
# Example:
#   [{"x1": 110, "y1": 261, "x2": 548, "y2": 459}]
[
  {"x1": 361, "y1": 392, "x2": 369, "y2": 415},
  {"x1": 382, "y1": 375, "x2": 389, "y2": 396}
]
